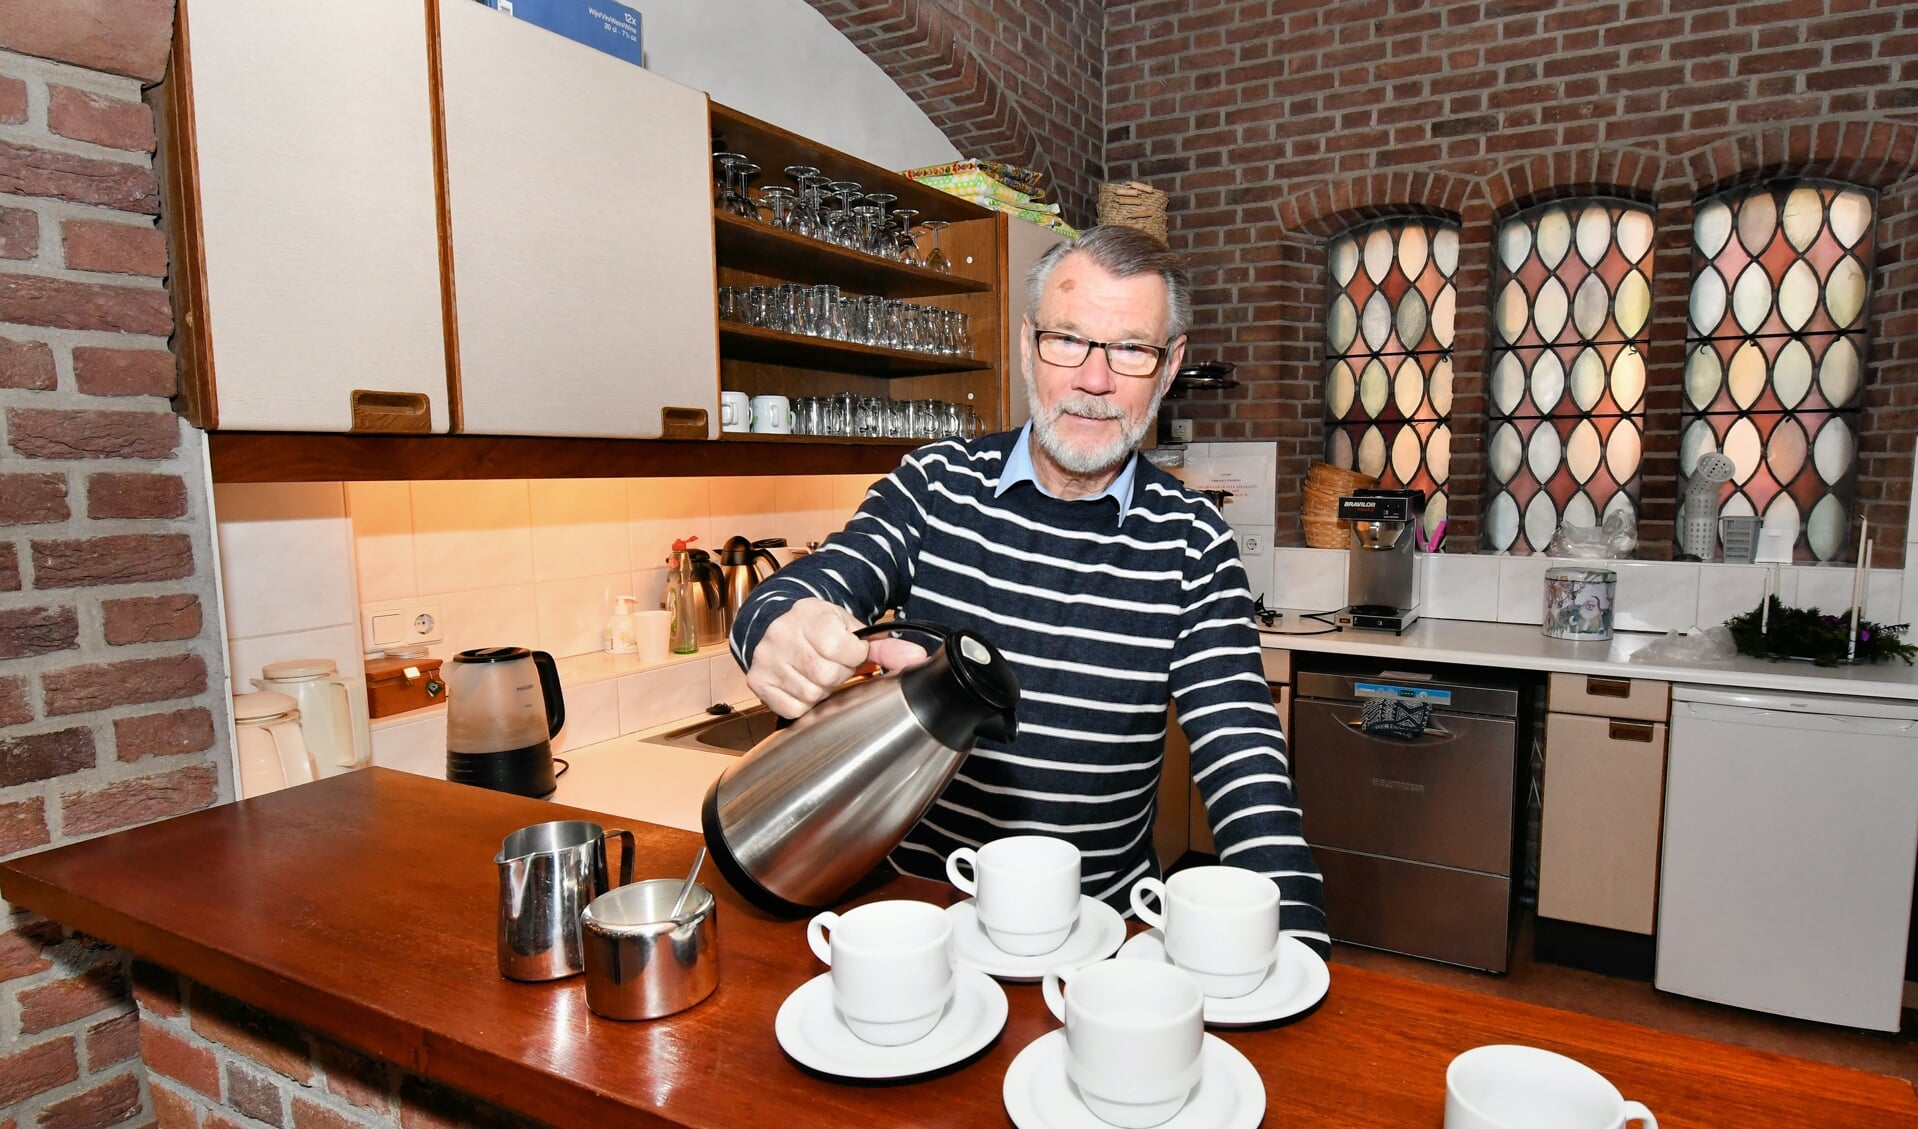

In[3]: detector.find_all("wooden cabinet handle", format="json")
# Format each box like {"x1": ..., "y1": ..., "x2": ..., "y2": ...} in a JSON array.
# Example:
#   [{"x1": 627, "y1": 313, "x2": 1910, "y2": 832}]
[
  {"x1": 351, "y1": 390, "x2": 432, "y2": 433},
  {"x1": 1609, "y1": 720, "x2": 1656, "y2": 743},
  {"x1": 1586, "y1": 676, "x2": 1631, "y2": 699}
]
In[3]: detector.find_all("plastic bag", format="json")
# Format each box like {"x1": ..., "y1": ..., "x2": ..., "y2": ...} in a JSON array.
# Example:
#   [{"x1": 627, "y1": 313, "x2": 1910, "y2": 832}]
[
  {"x1": 1629, "y1": 625, "x2": 1735, "y2": 665},
  {"x1": 1545, "y1": 510, "x2": 1637, "y2": 559}
]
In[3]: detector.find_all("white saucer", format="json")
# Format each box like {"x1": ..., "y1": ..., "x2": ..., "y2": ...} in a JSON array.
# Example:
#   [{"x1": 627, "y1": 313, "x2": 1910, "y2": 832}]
[
  {"x1": 1115, "y1": 929, "x2": 1330, "y2": 1026},
  {"x1": 774, "y1": 967, "x2": 1007, "y2": 1079},
  {"x1": 948, "y1": 897, "x2": 1127, "y2": 982},
  {"x1": 1003, "y1": 1030, "x2": 1264, "y2": 1129}
]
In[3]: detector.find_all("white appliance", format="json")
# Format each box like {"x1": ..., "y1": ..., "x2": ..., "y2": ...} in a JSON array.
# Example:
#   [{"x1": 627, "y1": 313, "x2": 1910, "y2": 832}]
[{"x1": 1656, "y1": 684, "x2": 1918, "y2": 1031}]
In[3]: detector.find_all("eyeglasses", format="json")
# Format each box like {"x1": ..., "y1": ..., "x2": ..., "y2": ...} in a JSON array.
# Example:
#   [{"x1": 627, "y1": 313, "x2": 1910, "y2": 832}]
[{"x1": 1032, "y1": 328, "x2": 1171, "y2": 378}]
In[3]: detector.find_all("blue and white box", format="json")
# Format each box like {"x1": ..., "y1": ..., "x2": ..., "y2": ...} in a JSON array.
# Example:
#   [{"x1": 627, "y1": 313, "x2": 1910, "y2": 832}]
[{"x1": 482, "y1": 0, "x2": 643, "y2": 67}]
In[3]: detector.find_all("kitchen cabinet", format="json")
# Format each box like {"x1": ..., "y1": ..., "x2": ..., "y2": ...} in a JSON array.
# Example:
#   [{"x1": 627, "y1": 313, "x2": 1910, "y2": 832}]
[
  {"x1": 436, "y1": 0, "x2": 717, "y2": 439},
  {"x1": 1537, "y1": 673, "x2": 1670, "y2": 945},
  {"x1": 163, "y1": 0, "x2": 450, "y2": 432},
  {"x1": 707, "y1": 105, "x2": 1009, "y2": 436},
  {"x1": 1188, "y1": 648, "x2": 1291, "y2": 855}
]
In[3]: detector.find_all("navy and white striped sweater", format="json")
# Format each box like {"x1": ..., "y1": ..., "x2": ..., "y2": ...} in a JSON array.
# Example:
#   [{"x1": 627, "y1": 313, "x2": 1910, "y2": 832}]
[{"x1": 731, "y1": 430, "x2": 1329, "y2": 955}]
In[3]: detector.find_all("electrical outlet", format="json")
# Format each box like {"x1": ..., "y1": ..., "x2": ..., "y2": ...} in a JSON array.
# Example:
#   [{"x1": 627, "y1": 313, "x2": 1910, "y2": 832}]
[
  {"x1": 1243, "y1": 533, "x2": 1263, "y2": 553},
  {"x1": 361, "y1": 600, "x2": 445, "y2": 652}
]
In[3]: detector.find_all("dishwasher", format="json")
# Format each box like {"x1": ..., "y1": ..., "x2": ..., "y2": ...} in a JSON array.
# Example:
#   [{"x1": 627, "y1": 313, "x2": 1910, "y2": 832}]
[
  {"x1": 1656, "y1": 684, "x2": 1918, "y2": 1031},
  {"x1": 1292, "y1": 663, "x2": 1540, "y2": 972}
]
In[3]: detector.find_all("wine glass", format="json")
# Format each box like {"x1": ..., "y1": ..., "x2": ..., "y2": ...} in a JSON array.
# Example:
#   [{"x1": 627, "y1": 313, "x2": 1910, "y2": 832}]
[
  {"x1": 888, "y1": 208, "x2": 920, "y2": 263},
  {"x1": 713, "y1": 152, "x2": 750, "y2": 214},
  {"x1": 920, "y1": 220, "x2": 951, "y2": 273},
  {"x1": 729, "y1": 162, "x2": 762, "y2": 220},
  {"x1": 862, "y1": 192, "x2": 897, "y2": 256},
  {"x1": 756, "y1": 185, "x2": 797, "y2": 230}
]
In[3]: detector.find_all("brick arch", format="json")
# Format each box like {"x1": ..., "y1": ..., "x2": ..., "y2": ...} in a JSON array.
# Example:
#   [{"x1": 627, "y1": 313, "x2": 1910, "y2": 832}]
[
  {"x1": 1678, "y1": 119, "x2": 1918, "y2": 200},
  {"x1": 1479, "y1": 148, "x2": 1669, "y2": 217},
  {"x1": 801, "y1": 0, "x2": 1092, "y2": 223},
  {"x1": 1279, "y1": 169, "x2": 1477, "y2": 237}
]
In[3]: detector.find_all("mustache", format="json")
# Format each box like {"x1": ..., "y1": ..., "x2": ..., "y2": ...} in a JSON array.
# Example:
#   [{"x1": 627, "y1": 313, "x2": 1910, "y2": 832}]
[{"x1": 1047, "y1": 395, "x2": 1128, "y2": 422}]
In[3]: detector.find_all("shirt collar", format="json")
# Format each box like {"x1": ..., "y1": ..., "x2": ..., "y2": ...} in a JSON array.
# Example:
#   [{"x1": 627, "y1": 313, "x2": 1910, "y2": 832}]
[{"x1": 995, "y1": 423, "x2": 1137, "y2": 523}]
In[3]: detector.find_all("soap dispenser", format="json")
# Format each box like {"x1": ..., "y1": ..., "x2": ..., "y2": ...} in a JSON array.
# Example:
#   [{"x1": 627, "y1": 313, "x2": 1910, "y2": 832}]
[{"x1": 602, "y1": 595, "x2": 641, "y2": 655}]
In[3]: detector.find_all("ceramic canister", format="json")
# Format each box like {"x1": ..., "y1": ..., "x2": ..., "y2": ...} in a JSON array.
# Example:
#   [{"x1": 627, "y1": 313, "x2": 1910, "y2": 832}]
[{"x1": 1541, "y1": 567, "x2": 1616, "y2": 641}]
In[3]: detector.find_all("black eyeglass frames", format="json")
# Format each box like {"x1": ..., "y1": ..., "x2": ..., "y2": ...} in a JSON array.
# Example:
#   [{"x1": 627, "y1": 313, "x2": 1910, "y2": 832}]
[{"x1": 1031, "y1": 328, "x2": 1172, "y2": 378}]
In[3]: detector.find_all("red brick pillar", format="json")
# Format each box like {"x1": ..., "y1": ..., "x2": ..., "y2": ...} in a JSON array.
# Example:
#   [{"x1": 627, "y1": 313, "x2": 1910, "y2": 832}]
[{"x1": 1, "y1": 4, "x2": 231, "y2": 1128}]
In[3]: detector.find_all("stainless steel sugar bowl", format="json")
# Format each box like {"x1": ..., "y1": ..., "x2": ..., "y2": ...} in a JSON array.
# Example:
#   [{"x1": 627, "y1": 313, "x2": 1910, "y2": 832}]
[{"x1": 580, "y1": 878, "x2": 719, "y2": 1021}]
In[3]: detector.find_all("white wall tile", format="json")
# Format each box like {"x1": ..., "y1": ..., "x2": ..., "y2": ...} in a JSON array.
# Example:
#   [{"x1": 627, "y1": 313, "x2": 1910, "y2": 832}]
[
  {"x1": 833, "y1": 473, "x2": 880, "y2": 518},
  {"x1": 345, "y1": 481, "x2": 417, "y2": 603},
  {"x1": 1866, "y1": 567, "x2": 1903, "y2": 623},
  {"x1": 773, "y1": 475, "x2": 842, "y2": 550},
  {"x1": 1495, "y1": 556, "x2": 1554, "y2": 624},
  {"x1": 530, "y1": 478, "x2": 631, "y2": 580},
  {"x1": 553, "y1": 678, "x2": 619, "y2": 754},
  {"x1": 411, "y1": 480, "x2": 534, "y2": 593},
  {"x1": 1234, "y1": 525, "x2": 1277, "y2": 607},
  {"x1": 1610, "y1": 560, "x2": 1699, "y2": 632},
  {"x1": 632, "y1": 566, "x2": 671, "y2": 615},
  {"x1": 630, "y1": 477, "x2": 710, "y2": 569},
  {"x1": 710, "y1": 653, "x2": 753, "y2": 705},
  {"x1": 214, "y1": 483, "x2": 358, "y2": 639},
  {"x1": 428, "y1": 584, "x2": 539, "y2": 660},
  {"x1": 536, "y1": 573, "x2": 631, "y2": 658},
  {"x1": 371, "y1": 712, "x2": 447, "y2": 778},
  {"x1": 617, "y1": 661, "x2": 713, "y2": 733},
  {"x1": 1271, "y1": 548, "x2": 1346, "y2": 612},
  {"x1": 708, "y1": 476, "x2": 781, "y2": 542},
  {"x1": 1903, "y1": 568, "x2": 1918, "y2": 630},
  {"x1": 1792, "y1": 564, "x2": 1858, "y2": 613},
  {"x1": 1422, "y1": 554, "x2": 1500, "y2": 622},
  {"x1": 1694, "y1": 564, "x2": 1769, "y2": 628}
]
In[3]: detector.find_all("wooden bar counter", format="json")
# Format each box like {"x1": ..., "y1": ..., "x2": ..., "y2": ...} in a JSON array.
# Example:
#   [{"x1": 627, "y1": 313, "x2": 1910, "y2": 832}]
[{"x1": 2, "y1": 769, "x2": 1914, "y2": 1128}]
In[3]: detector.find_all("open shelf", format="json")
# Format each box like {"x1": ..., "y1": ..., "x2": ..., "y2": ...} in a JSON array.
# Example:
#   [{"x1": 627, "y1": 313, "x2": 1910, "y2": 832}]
[
  {"x1": 718, "y1": 323, "x2": 989, "y2": 378},
  {"x1": 713, "y1": 213, "x2": 990, "y2": 298}
]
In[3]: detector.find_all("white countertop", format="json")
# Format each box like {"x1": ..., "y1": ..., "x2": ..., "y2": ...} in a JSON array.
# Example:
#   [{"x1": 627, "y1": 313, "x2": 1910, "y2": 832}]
[
  {"x1": 1258, "y1": 614, "x2": 1918, "y2": 699},
  {"x1": 551, "y1": 729, "x2": 735, "y2": 832}
]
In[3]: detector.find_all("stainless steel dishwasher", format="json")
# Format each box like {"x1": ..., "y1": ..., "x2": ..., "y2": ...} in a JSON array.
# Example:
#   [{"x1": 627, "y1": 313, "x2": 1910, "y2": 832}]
[{"x1": 1292, "y1": 665, "x2": 1538, "y2": 972}]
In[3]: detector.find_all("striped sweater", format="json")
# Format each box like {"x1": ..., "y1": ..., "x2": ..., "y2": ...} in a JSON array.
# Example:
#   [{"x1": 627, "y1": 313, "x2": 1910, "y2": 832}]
[{"x1": 731, "y1": 430, "x2": 1329, "y2": 955}]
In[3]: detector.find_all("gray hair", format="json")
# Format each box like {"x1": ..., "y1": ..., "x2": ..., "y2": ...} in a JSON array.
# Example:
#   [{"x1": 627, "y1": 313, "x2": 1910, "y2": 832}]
[{"x1": 1025, "y1": 224, "x2": 1193, "y2": 344}]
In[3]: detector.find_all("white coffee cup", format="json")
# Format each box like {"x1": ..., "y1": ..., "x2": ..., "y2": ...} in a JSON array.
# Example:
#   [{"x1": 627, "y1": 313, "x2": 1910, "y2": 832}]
[
  {"x1": 806, "y1": 900, "x2": 954, "y2": 1046},
  {"x1": 1445, "y1": 1045, "x2": 1657, "y2": 1129},
  {"x1": 631, "y1": 609, "x2": 671, "y2": 665},
  {"x1": 946, "y1": 835, "x2": 1081, "y2": 956},
  {"x1": 1129, "y1": 865, "x2": 1280, "y2": 998},
  {"x1": 750, "y1": 394, "x2": 791, "y2": 435},
  {"x1": 1042, "y1": 959, "x2": 1205, "y2": 1129},
  {"x1": 720, "y1": 390, "x2": 751, "y2": 433}
]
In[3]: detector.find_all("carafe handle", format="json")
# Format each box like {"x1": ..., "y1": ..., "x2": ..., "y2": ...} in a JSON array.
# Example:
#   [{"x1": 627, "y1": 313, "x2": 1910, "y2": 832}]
[
  {"x1": 602, "y1": 828, "x2": 636, "y2": 889},
  {"x1": 267, "y1": 720, "x2": 315, "y2": 786},
  {"x1": 531, "y1": 650, "x2": 566, "y2": 738}
]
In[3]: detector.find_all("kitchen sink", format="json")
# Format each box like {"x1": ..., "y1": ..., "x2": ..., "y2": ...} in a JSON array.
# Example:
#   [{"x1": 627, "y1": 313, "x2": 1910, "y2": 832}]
[{"x1": 652, "y1": 706, "x2": 780, "y2": 754}]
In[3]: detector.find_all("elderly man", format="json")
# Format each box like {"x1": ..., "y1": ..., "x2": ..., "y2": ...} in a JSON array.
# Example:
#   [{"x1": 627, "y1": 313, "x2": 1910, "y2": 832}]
[{"x1": 730, "y1": 225, "x2": 1327, "y2": 955}]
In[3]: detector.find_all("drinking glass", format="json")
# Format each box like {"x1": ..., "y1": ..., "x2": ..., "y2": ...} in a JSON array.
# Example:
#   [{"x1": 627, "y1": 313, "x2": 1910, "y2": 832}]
[
  {"x1": 715, "y1": 286, "x2": 740, "y2": 323},
  {"x1": 920, "y1": 220, "x2": 951, "y2": 273},
  {"x1": 889, "y1": 208, "x2": 921, "y2": 263},
  {"x1": 945, "y1": 309, "x2": 972, "y2": 357},
  {"x1": 793, "y1": 397, "x2": 823, "y2": 436},
  {"x1": 713, "y1": 152, "x2": 751, "y2": 214},
  {"x1": 756, "y1": 185, "x2": 797, "y2": 230},
  {"x1": 862, "y1": 192, "x2": 897, "y2": 255},
  {"x1": 851, "y1": 205, "x2": 885, "y2": 257}
]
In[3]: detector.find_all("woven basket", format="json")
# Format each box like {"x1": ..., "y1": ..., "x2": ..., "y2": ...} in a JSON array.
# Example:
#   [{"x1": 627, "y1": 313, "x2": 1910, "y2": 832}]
[
  {"x1": 1097, "y1": 181, "x2": 1168, "y2": 243},
  {"x1": 1303, "y1": 515, "x2": 1351, "y2": 550},
  {"x1": 1301, "y1": 462, "x2": 1377, "y2": 547}
]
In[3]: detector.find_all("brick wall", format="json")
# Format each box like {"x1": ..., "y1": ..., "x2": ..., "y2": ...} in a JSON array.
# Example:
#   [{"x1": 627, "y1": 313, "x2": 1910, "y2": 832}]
[
  {"x1": 132, "y1": 966, "x2": 543, "y2": 1129},
  {"x1": 1097, "y1": 0, "x2": 1918, "y2": 562},
  {"x1": 2, "y1": 4, "x2": 230, "y2": 1128}
]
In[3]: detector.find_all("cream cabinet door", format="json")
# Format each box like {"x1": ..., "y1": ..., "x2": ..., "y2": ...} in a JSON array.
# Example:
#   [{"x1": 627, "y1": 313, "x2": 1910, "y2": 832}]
[
  {"x1": 1537, "y1": 711, "x2": 1668, "y2": 934},
  {"x1": 180, "y1": 0, "x2": 449, "y2": 431},
  {"x1": 1001, "y1": 217, "x2": 1067, "y2": 429},
  {"x1": 437, "y1": 0, "x2": 719, "y2": 438}
]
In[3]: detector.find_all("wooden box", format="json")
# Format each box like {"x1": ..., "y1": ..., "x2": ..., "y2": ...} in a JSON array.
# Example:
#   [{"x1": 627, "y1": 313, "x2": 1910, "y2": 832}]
[{"x1": 365, "y1": 656, "x2": 446, "y2": 719}]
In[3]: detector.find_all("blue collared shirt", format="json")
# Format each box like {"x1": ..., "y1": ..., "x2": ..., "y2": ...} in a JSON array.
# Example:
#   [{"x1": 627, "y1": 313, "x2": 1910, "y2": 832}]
[{"x1": 993, "y1": 424, "x2": 1137, "y2": 525}]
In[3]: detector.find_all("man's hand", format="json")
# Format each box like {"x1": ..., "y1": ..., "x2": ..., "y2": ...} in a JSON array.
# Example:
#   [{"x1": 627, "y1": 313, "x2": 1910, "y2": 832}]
[{"x1": 745, "y1": 599, "x2": 930, "y2": 718}]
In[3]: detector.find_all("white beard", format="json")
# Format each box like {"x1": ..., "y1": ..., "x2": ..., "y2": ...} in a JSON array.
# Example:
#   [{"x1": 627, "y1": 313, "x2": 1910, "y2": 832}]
[{"x1": 1025, "y1": 378, "x2": 1166, "y2": 476}]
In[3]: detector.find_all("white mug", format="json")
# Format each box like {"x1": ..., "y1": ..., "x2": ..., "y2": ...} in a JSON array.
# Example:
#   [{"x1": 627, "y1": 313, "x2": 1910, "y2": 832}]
[
  {"x1": 946, "y1": 835, "x2": 1080, "y2": 956},
  {"x1": 750, "y1": 394, "x2": 791, "y2": 435},
  {"x1": 1042, "y1": 959, "x2": 1205, "y2": 1129},
  {"x1": 1446, "y1": 1045, "x2": 1657, "y2": 1129},
  {"x1": 1130, "y1": 865, "x2": 1280, "y2": 998},
  {"x1": 806, "y1": 900, "x2": 953, "y2": 1046},
  {"x1": 720, "y1": 390, "x2": 751, "y2": 433}
]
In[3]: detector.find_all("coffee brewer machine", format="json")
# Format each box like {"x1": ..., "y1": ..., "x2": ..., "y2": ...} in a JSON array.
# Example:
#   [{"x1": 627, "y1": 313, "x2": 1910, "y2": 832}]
[{"x1": 1335, "y1": 489, "x2": 1425, "y2": 634}]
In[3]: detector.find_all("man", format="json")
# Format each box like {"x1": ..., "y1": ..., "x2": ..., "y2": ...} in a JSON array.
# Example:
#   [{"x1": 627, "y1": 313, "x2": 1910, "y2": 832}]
[{"x1": 730, "y1": 225, "x2": 1328, "y2": 955}]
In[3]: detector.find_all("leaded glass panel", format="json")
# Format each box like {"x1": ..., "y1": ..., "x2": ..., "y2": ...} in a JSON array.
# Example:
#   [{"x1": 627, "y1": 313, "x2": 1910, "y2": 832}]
[
  {"x1": 1324, "y1": 218, "x2": 1458, "y2": 537},
  {"x1": 1482, "y1": 200, "x2": 1655, "y2": 554},
  {"x1": 1682, "y1": 181, "x2": 1874, "y2": 561}
]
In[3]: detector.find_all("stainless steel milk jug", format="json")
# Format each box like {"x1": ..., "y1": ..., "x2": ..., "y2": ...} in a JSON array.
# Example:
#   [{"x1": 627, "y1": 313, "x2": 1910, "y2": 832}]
[{"x1": 701, "y1": 620, "x2": 1019, "y2": 914}]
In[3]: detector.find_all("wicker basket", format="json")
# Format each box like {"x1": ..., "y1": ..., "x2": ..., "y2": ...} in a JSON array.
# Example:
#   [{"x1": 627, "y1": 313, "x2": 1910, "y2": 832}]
[
  {"x1": 1303, "y1": 515, "x2": 1351, "y2": 550},
  {"x1": 1301, "y1": 462, "x2": 1377, "y2": 548},
  {"x1": 1097, "y1": 181, "x2": 1168, "y2": 243}
]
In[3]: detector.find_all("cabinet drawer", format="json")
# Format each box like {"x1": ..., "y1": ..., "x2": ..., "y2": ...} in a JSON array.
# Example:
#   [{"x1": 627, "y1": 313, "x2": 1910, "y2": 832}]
[
  {"x1": 1537, "y1": 711, "x2": 1667, "y2": 934},
  {"x1": 1260, "y1": 648, "x2": 1292, "y2": 684},
  {"x1": 1548, "y1": 672, "x2": 1669, "y2": 722}
]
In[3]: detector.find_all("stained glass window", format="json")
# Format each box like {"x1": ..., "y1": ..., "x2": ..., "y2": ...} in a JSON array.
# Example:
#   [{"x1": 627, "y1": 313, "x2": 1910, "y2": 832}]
[
  {"x1": 1323, "y1": 218, "x2": 1458, "y2": 538},
  {"x1": 1682, "y1": 181, "x2": 1874, "y2": 561},
  {"x1": 1482, "y1": 200, "x2": 1655, "y2": 554}
]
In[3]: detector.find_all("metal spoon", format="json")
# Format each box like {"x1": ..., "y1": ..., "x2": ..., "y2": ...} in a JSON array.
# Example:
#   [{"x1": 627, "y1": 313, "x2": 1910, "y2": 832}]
[{"x1": 669, "y1": 846, "x2": 708, "y2": 921}]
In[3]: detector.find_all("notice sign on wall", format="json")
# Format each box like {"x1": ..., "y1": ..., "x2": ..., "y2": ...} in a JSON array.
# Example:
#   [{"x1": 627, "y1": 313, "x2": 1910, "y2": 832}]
[{"x1": 484, "y1": 0, "x2": 643, "y2": 67}]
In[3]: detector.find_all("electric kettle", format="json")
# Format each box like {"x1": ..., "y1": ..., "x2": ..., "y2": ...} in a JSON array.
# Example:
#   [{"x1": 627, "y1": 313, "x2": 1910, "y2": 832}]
[
  {"x1": 234, "y1": 690, "x2": 315, "y2": 798},
  {"x1": 701, "y1": 620, "x2": 1020, "y2": 915},
  {"x1": 718, "y1": 535, "x2": 783, "y2": 621},
  {"x1": 444, "y1": 647, "x2": 567, "y2": 798},
  {"x1": 252, "y1": 658, "x2": 370, "y2": 778}
]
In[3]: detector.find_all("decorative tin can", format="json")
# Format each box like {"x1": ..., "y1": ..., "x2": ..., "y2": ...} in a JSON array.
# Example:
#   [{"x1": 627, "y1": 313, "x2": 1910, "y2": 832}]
[{"x1": 1542, "y1": 566, "x2": 1616, "y2": 641}]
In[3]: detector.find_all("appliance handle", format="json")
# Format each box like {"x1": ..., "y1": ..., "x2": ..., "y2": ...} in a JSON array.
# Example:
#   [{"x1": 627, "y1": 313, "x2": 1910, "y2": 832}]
[
  {"x1": 532, "y1": 650, "x2": 566, "y2": 737},
  {"x1": 1340, "y1": 716, "x2": 1455, "y2": 741}
]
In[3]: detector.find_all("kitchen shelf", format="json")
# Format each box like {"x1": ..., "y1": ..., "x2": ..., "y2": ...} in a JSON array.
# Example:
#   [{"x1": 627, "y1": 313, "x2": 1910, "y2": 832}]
[
  {"x1": 713, "y1": 213, "x2": 990, "y2": 298},
  {"x1": 718, "y1": 323, "x2": 989, "y2": 377}
]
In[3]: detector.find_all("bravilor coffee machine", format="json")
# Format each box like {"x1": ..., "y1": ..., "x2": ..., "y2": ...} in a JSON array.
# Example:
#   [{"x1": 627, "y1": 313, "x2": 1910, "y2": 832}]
[{"x1": 1335, "y1": 488, "x2": 1425, "y2": 634}]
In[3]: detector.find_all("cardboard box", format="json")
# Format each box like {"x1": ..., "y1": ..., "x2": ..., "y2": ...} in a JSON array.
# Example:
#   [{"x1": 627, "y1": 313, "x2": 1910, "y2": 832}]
[{"x1": 483, "y1": 0, "x2": 643, "y2": 67}]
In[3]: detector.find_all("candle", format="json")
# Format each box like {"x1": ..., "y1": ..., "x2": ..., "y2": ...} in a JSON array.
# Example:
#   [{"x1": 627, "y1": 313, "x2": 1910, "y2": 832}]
[
  {"x1": 1848, "y1": 535, "x2": 1872, "y2": 664},
  {"x1": 1760, "y1": 567, "x2": 1771, "y2": 637}
]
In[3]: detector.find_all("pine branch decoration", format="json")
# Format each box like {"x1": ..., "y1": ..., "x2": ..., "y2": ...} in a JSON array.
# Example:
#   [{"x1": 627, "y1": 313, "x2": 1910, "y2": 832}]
[{"x1": 1727, "y1": 596, "x2": 1917, "y2": 667}]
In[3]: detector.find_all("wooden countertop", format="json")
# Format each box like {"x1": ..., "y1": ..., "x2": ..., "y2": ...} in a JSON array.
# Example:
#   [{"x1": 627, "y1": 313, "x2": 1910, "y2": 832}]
[{"x1": 2, "y1": 769, "x2": 1914, "y2": 1128}]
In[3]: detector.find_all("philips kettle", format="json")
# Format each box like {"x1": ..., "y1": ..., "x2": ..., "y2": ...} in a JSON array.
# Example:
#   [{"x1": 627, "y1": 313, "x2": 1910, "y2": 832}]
[
  {"x1": 444, "y1": 647, "x2": 566, "y2": 798},
  {"x1": 701, "y1": 620, "x2": 1019, "y2": 915}
]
